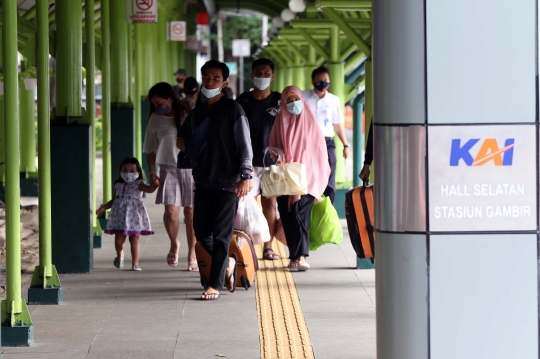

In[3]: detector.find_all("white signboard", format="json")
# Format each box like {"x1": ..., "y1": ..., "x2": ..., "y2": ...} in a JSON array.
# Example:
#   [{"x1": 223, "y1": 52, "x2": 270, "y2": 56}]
[
  {"x1": 232, "y1": 39, "x2": 251, "y2": 57},
  {"x1": 169, "y1": 21, "x2": 186, "y2": 41},
  {"x1": 132, "y1": 0, "x2": 158, "y2": 23},
  {"x1": 428, "y1": 125, "x2": 536, "y2": 231}
]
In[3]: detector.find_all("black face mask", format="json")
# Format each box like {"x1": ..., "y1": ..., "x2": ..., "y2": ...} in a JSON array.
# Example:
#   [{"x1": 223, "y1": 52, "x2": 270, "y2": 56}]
[
  {"x1": 314, "y1": 81, "x2": 330, "y2": 92},
  {"x1": 176, "y1": 78, "x2": 184, "y2": 84}
]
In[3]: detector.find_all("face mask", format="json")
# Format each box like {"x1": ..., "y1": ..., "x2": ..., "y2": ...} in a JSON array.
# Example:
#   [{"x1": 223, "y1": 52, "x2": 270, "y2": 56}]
[
  {"x1": 121, "y1": 172, "x2": 139, "y2": 183},
  {"x1": 314, "y1": 81, "x2": 330, "y2": 92},
  {"x1": 154, "y1": 104, "x2": 170, "y2": 116},
  {"x1": 176, "y1": 78, "x2": 184, "y2": 84},
  {"x1": 287, "y1": 100, "x2": 303, "y2": 115},
  {"x1": 253, "y1": 77, "x2": 271, "y2": 91},
  {"x1": 201, "y1": 86, "x2": 222, "y2": 99}
]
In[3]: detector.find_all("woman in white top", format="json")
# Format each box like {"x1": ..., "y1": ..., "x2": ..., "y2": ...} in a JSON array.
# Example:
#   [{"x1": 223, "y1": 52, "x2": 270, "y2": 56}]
[{"x1": 143, "y1": 82, "x2": 197, "y2": 270}]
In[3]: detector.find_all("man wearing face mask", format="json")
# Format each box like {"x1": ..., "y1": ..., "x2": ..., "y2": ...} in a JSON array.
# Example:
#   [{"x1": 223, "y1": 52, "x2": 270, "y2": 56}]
[
  {"x1": 236, "y1": 58, "x2": 282, "y2": 261},
  {"x1": 173, "y1": 68, "x2": 187, "y2": 99},
  {"x1": 302, "y1": 67, "x2": 349, "y2": 204},
  {"x1": 177, "y1": 60, "x2": 254, "y2": 301}
]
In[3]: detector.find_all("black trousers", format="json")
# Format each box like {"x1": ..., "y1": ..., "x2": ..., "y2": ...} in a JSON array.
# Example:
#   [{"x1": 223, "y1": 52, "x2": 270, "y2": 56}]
[
  {"x1": 324, "y1": 137, "x2": 337, "y2": 203},
  {"x1": 277, "y1": 195, "x2": 315, "y2": 260},
  {"x1": 193, "y1": 185, "x2": 239, "y2": 290}
]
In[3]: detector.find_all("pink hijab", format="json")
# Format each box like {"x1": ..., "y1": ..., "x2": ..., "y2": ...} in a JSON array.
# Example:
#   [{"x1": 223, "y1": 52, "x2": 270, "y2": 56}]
[{"x1": 269, "y1": 86, "x2": 330, "y2": 200}]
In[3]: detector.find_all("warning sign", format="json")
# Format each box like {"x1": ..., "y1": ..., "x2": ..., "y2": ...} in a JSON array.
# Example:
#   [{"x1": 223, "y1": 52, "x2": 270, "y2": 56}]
[
  {"x1": 132, "y1": 0, "x2": 158, "y2": 23},
  {"x1": 169, "y1": 21, "x2": 186, "y2": 42}
]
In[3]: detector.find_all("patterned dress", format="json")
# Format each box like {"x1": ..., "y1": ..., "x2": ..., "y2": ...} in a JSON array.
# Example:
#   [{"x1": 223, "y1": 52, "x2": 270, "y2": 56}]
[{"x1": 104, "y1": 180, "x2": 154, "y2": 236}]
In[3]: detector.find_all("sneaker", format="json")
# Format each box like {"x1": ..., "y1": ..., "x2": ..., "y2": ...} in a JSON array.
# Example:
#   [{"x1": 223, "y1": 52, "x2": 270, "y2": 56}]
[{"x1": 132, "y1": 265, "x2": 142, "y2": 271}]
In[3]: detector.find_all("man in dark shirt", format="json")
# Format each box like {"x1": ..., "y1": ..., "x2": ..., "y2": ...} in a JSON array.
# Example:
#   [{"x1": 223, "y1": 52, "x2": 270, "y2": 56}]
[
  {"x1": 236, "y1": 58, "x2": 281, "y2": 261},
  {"x1": 177, "y1": 60, "x2": 254, "y2": 301},
  {"x1": 173, "y1": 68, "x2": 187, "y2": 99}
]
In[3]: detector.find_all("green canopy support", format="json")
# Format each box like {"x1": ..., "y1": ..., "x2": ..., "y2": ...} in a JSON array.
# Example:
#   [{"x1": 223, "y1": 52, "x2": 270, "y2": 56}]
[
  {"x1": 1, "y1": 0, "x2": 34, "y2": 346},
  {"x1": 340, "y1": 41, "x2": 357, "y2": 62},
  {"x1": 28, "y1": 0, "x2": 63, "y2": 304},
  {"x1": 345, "y1": 50, "x2": 367, "y2": 73},
  {"x1": 281, "y1": 38, "x2": 308, "y2": 65},
  {"x1": 295, "y1": 28, "x2": 329, "y2": 59},
  {"x1": 304, "y1": 45, "x2": 317, "y2": 90},
  {"x1": 322, "y1": 7, "x2": 371, "y2": 57},
  {"x1": 317, "y1": 0, "x2": 372, "y2": 10},
  {"x1": 101, "y1": 0, "x2": 112, "y2": 205},
  {"x1": 18, "y1": 78, "x2": 37, "y2": 178},
  {"x1": 289, "y1": 19, "x2": 371, "y2": 29}
]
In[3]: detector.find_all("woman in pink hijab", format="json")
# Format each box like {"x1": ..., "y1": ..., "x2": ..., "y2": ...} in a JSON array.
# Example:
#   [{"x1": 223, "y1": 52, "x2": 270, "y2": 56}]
[{"x1": 269, "y1": 86, "x2": 330, "y2": 271}]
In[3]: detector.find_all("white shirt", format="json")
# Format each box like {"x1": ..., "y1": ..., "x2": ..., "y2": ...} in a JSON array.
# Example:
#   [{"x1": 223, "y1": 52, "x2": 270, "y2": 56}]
[
  {"x1": 302, "y1": 89, "x2": 343, "y2": 137},
  {"x1": 142, "y1": 113, "x2": 179, "y2": 167}
]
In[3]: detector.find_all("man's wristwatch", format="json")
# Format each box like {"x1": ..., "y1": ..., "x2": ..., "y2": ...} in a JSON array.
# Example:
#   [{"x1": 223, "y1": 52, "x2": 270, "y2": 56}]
[{"x1": 240, "y1": 173, "x2": 253, "y2": 180}]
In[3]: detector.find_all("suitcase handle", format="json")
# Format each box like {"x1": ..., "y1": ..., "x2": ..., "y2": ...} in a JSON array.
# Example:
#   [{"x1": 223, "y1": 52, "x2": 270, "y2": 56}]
[{"x1": 363, "y1": 180, "x2": 370, "y2": 187}]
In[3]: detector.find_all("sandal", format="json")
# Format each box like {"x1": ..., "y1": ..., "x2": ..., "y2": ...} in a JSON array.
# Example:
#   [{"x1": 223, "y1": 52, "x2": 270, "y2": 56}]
[
  {"x1": 288, "y1": 260, "x2": 299, "y2": 272},
  {"x1": 113, "y1": 254, "x2": 124, "y2": 269},
  {"x1": 200, "y1": 292, "x2": 221, "y2": 301},
  {"x1": 188, "y1": 261, "x2": 199, "y2": 272},
  {"x1": 167, "y1": 252, "x2": 178, "y2": 267},
  {"x1": 263, "y1": 248, "x2": 281, "y2": 260},
  {"x1": 225, "y1": 254, "x2": 238, "y2": 293}
]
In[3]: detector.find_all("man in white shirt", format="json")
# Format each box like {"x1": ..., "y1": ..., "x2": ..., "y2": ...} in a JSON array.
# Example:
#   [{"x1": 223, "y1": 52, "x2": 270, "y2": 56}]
[{"x1": 302, "y1": 67, "x2": 349, "y2": 204}]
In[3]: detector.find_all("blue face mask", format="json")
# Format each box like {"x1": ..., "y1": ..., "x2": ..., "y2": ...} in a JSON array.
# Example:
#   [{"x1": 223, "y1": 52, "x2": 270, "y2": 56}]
[
  {"x1": 314, "y1": 81, "x2": 330, "y2": 92},
  {"x1": 176, "y1": 78, "x2": 184, "y2": 84},
  {"x1": 201, "y1": 86, "x2": 222, "y2": 99},
  {"x1": 253, "y1": 77, "x2": 272, "y2": 91},
  {"x1": 287, "y1": 100, "x2": 303, "y2": 115},
  {"x1": 154, "y1": 105, "x2": 170, "y2": 116}
]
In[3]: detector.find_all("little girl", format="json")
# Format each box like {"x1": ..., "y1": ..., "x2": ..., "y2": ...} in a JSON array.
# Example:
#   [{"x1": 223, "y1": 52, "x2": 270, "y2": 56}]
[{"x1": 97, "y1": 157, "x2": 159, "y2": 271}]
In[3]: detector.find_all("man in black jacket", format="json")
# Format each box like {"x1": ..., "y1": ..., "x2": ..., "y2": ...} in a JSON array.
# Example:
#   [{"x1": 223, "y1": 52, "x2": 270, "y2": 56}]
[{"x1": 177, "y1": 60, "x2": 254, "y2": 301}]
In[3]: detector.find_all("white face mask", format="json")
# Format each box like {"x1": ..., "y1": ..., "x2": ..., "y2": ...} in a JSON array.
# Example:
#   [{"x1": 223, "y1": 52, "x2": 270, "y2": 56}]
[
  {"x1": 201, "y1": 86, "x2": 222, "y2": 99},
  {"x1": 253, "y1": 77, "x2": 271, "y2": 91},
  {"x1": 286, "y1": 100, "x2": 303, "y2": 115},
  {"x1": 121, "y1": 172, "x2": 139, "y2": 183}
]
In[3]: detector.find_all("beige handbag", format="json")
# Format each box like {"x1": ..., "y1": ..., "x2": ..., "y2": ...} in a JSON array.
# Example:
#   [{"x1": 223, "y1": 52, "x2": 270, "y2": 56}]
[{"x1": 261, "y1": 148, "x2": 308, "y2": 197}]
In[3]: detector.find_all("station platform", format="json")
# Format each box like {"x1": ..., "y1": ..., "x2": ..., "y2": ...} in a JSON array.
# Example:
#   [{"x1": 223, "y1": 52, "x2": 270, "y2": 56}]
[{"x1": 2, "y1": 194, "x2": 375, "y2": 359}]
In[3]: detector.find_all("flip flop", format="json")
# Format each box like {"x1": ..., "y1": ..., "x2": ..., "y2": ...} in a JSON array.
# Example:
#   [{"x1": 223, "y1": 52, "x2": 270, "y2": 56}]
[
  {"x1": 187, "y1": 261, "x2": 199, "y2": 272},
  {"x1": 200, "y1": 292, "x2": 221, "y2": 301},
  {"x1": 263, "y1": 248, "x2": 281, "y2": 260},
  {"x1": 167, "y1": 252, "x2": 178, "y2": 267},
  {"x1": 225, "y1": 254, "x2": 238, "y2": 293},
  {"x1": 113, "y1": 254, "x2": 124, "y2": 269}
]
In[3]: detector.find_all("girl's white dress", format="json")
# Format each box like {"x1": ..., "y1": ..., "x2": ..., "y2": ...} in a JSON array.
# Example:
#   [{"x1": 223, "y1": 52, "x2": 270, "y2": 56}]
[{"x1": 104, "y1": 180, "x2": 153, "y2": 236}]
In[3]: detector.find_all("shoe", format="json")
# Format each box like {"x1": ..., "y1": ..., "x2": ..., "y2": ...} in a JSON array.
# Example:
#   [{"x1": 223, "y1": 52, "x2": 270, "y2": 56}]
[
  {"x1": 132, "y1": 265, "x2": 142, "y2": 271},
  {"x1": 298, "y1": 261, "x2": 310, "y2": 271},
  {"x1": 187, "y1": 261, "x2": 199, "y2": 272},
  {"x1": 200, "y1": 292, "x2": 221, "y2": 301},
  {"x1": 288, "y1": 261, "x2": 299, "y2": 272},
  {"x1": 113, "y1": 254, "x2": 124, "y2": 269},
  {"x1": 167, "y1": 252, "x2": 178, "y2": 267}
]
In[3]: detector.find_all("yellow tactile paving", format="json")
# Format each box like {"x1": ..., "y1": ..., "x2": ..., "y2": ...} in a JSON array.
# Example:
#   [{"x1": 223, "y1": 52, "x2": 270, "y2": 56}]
[{"x1": 255, "y1": 242, "x2": 315, "y2": 359}]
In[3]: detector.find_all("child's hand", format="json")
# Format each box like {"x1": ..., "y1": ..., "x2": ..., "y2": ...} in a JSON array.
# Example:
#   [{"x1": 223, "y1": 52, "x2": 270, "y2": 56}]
[
  {"x1": 152, "y1": 178, "x2": 160, "y2": 188},
  {"x1": 96, "y1": 205, "x2": 106, "y2": 215}
]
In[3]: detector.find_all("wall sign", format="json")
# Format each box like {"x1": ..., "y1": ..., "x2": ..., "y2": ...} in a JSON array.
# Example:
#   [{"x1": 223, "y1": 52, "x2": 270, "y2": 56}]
[
  {"x1": 186, "y1": 35, "x2": 199, "y2": 52},
  {"x1": 232, "y1": 39, "x2": 251, "y2": 57},
  {"x1": 428, "y1": 125, "x2": 536, "y2": 231},
  {"x1": 132, "y1": 0, "x2": 158, "y2": 23},
  {"x1": 169, "y1": 21, "x2": 186, "y2": 41}
]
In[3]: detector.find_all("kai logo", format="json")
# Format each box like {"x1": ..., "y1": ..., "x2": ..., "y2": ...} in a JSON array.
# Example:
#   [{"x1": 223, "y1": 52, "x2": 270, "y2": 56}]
[{"x1": 449, "y1": 138, "x2": 515, "y2": 167}]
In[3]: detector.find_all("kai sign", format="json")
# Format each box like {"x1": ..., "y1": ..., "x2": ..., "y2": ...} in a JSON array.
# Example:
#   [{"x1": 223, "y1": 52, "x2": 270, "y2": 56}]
[{"x1": 428, "y1": 125, "x2": 536, "y2": 232}]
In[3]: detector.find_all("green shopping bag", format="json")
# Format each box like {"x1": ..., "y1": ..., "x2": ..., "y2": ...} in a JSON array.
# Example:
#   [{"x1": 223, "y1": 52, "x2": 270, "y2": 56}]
[{"x1": 309, "y1": 195, "x2": 343, "y2": 251}]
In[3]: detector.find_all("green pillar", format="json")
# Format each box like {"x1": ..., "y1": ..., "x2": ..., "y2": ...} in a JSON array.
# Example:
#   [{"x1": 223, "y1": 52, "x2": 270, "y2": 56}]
[
  {"x1": 51, "y1": 0, "x2": 93, "y2": 274},
  {"x1": 285, "y1": 67, "x2": 294, "y2": 88},
  {"x1": 1, "y1": 0, "x2": 34, "y2": 345},
  {"x1": 28, "y1": 0, "x2": 63, "y2": 304},
  {"x1": 0, "y1": 97, "x2": 4, "y2": 186},
  {"x1": 158, "y1": 7, "x2": 169, "y2": 83},
  {"x1": 293, "y1": 57, "x2": 305, "y2": 91},
  {"x1": 110, "y1": 0, "x2": 135, "y2": 191},
  {"x1": 328, "y1": 26, "x2": 347, "y2": 186},
  {"x1": 277, "y1": 67, "x2": 286, "y2": 92},
  {"x1": 19, "y1": 81, "x2": 37, "y2": 175},
  {"x1": 185, "y1": 10, "x2": 197, "y2": 76},
  {"x1": 305, "y1": 45, "x2": 317, "y2": 91},
  {"x1": 101, "y1": 0, "x2": 112, "y2": 204}
]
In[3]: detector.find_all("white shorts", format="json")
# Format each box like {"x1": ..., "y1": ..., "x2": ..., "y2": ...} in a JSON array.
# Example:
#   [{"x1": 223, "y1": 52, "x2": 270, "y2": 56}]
[{"x1": 249, "y1": 167, "x2": 265, "y2": 196}]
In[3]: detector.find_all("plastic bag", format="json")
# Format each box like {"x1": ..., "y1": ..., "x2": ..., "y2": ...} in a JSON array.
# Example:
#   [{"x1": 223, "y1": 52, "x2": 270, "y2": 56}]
[
  {"x1": 308, "y1": 196, "x2": 343, "y2": 251},
  {"x1": 235, "y1": 196, "x2": 271, "y2": 245}
]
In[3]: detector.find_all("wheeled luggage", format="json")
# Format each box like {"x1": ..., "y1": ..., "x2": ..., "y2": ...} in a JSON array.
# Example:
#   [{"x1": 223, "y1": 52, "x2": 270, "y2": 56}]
[
  {"x1": 345, "y1": 183, "x2": 375, "y2": 262},
  {"x1": 195, "y1": 229, "x2": 259, "y2": 291}
]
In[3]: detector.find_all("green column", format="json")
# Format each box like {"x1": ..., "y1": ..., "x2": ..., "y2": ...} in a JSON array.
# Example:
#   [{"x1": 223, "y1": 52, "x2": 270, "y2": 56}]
[
  {"x1": 185, "y1": 10, "x2": 197, "y2": 76},
  {"x1": 0, "y1": 97, "x2": 4, "y2": 186},
  {"x1": 28, "y1": 0, "x2": 63, "y2": 304},
  {"x1": 110, "y1": 0, "x2": 129, "y2": 104},
  {"x1": 304, "y1": 45, "x2": 317, "y2": 90},
  {"x1": 285, "y1": 67, "x2": 294, "y2": 88},
  {"x1": 277, "y1": 67, "x2": 286, "y2": 92},
  {"x1": 19, "y1": 81, "x2": 37, "y2": 175},
  {"x1": 293, "y1": 56, "x2": 305, "y2": 91},
  {"x1": 51, "y1": 0, "x2": 93, "y2": 274},
  {"x1": 101, "y1": 0, "x2": 111, "y2": 203},
  {"x1": 158, "y1": 7, "x2": 169, "y2": 83},
  {"x1": 1, "y1": 0, "x2": 34, "y2": 345},
  {"x1": 328, "y1": 26, "x2": 347, "y2": 186}
]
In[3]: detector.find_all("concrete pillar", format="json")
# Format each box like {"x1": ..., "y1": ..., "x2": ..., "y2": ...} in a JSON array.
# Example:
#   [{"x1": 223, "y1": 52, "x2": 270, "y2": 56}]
[
  {"x1": 51, "y1": 0, "x2": 93, "y2": 274},
  {"x1": 373, "y1": 1, "x2": 538, "y2": 358}
]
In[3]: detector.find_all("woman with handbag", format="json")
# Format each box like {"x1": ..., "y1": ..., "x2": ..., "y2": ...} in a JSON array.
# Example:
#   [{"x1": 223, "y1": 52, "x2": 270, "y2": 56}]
[
  {"x1": 143, "y1": 82, "x2": 198, "y2": 271},
  {"x1": 268, "y1": 86, "x2": 330, "y2": 271}
]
